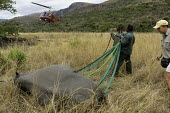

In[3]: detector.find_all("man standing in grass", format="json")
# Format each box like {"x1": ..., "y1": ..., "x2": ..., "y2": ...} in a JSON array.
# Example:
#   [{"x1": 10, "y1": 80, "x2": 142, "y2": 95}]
[
  {"x1": 111, "y1": 25, "x2": 125, "y2": 46},
  {"x1": 115, "y1": 25, "x2": 135, "y2": 76},
  {"x1": 154, "y1": 20, "x2": 170, "y2": 90}
]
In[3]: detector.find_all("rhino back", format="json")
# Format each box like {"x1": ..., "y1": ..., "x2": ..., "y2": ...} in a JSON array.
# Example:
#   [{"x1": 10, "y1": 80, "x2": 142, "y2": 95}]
[{"x1": 17, "y1": 65, "x2": 99, "y2": 103}]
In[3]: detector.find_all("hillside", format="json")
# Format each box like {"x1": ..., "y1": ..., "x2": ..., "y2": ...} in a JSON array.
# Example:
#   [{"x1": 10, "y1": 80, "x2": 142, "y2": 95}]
[
  {"x1": 0, "y1": 19, "x2": 8, "y2": 22},
  {"x1": 13, "y1": 2, "x2": 93, "y2": 24},
  {"x1": 54, "y1": 2, "x2": 93, "y2": 16},
  {"x1": 10, "y1": 0, "x2": 170, "y2": 32},
  {"x1": 105, "y1": 0, "x2": 160, "y2": 4}
]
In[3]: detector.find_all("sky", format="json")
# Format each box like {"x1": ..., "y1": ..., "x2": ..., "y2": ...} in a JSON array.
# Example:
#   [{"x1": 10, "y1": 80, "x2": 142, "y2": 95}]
[{"x1": 0, "y1": 0, "x2": 108, "y2": 19}]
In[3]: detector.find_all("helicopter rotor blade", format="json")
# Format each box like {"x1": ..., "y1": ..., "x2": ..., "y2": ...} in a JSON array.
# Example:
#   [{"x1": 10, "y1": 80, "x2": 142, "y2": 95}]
[{"x1": 31, "y1": 2, "x2": 52, "y2": 9}]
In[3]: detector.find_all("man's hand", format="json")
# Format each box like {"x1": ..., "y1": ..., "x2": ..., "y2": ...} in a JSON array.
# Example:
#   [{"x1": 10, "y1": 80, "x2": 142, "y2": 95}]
[
  {"x1": 118, "y1": 35, "x2": 123, "y2": 39},
  {"x1": 156, "y1": 56, "x2": 162, "y2": 61},
  {"x1": 110, "y1": 33, "x2": 115, "y2": 37}
]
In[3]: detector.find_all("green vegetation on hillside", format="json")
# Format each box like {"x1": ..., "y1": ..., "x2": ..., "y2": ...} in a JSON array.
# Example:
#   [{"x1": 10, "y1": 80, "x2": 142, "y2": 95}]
[{"x1": 12, "y1": 0, "x2": 170, "y2": 32}]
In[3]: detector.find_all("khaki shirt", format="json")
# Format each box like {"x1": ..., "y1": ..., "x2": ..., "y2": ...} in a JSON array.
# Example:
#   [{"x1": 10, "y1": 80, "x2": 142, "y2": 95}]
[{"x1": 161, "y1": 28, "x2": 170, "y2": 58}]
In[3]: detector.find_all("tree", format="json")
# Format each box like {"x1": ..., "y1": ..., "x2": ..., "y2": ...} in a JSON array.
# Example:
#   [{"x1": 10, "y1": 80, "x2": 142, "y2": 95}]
[
  {"x1": 0, "y1": 20, "x2": 22, "y2": 37},
  {"x1": 0, "y1": 0, "x2": 16, "y2": 13}
]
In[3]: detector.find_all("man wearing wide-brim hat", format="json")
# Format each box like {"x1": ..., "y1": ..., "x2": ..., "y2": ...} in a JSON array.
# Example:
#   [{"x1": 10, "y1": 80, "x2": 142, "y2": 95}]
[{"x1": 154, "y1": 20, "x2": 170, "y2": 90}]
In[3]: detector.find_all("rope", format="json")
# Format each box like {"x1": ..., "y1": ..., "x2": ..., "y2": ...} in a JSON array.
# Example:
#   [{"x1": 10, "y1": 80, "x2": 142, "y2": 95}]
[
  {"x1": 76, "y1": 42, "x2": 121, "y2": 93},
  {"x1": 75, "y1": 46, "x2": 115, "y2": 73},
  {"x1": 104, "y1": 43, "x2": 121, "y2": 93},
  {"x1": 77, "y1": 43, "x2": 119, "y2": 73},
  {"x1": 98, "y1": 44, "x2": 119, "y2": 87},
  {"x1": 81, "y1": 44, "x2": 119, "y2": 74},
  {"x1": 103, "y1": 37, "x2": 112, "y2": 54},
  {"x1": 79, "y1": 50, "x2": 112, "y2": 74},
  {"x1": 85, "y1": 46, "x2": 117, "y2": 77}
]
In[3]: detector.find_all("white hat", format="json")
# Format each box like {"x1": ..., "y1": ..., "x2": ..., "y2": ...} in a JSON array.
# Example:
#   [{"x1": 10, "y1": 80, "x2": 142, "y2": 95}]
[{"x1": 153, "y1": 20, "x2": 168, "y2": 29}]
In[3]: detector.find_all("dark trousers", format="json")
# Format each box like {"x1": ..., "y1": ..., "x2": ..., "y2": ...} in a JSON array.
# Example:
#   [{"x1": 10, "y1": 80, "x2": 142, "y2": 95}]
[{"x1": 116, "y1": 52, "x2": 132, "y2": 75}]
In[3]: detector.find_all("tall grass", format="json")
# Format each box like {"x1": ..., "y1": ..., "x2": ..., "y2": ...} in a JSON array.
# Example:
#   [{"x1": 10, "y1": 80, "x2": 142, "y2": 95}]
[{"x1": 0, "y1": 32, "x2": 169, "y2": 113}]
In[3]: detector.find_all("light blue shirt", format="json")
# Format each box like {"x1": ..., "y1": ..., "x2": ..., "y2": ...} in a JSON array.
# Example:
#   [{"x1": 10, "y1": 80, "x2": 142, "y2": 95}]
[{"x1": 161, "y1": 28, "x2": 170, "y2": 58}]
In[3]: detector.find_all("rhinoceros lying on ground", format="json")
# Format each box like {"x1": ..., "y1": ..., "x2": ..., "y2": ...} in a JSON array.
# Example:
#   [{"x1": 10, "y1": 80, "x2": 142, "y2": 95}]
[{"x1": 14, "y1": 65, "x2": 106, "y2": 106}]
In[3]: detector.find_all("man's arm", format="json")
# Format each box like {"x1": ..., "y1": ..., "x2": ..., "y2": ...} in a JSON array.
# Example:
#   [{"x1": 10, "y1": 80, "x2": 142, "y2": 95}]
[
  {"x1": 121, "y1": 35, "x2": 131, "y2": 46},
  {"x1": 156, "y1": 54, "x2": 162, "y2": 61},
  {"x1": 111, "y1": 33, "x2": 116, "y2": 40}
]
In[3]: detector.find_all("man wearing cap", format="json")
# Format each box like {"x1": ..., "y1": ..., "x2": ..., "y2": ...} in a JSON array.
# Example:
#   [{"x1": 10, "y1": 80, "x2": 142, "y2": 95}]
[{"x1": 153, "y1": 20, "x2": 170, "y2": 90}]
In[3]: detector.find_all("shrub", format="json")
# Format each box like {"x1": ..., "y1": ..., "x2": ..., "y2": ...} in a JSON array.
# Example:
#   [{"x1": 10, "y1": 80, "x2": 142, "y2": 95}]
[
  {"x1": 8, "y1": 49, "x2": 27, "y2": 68},
  {"x1": 69, "y1": 38, "x2": 81, "y2": 47}
]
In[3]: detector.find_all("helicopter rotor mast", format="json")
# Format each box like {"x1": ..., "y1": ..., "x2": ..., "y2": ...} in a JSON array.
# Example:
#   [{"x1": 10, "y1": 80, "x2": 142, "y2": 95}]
[{"x1": 31, "y1": 2, "x2": 52, "y2": 9}]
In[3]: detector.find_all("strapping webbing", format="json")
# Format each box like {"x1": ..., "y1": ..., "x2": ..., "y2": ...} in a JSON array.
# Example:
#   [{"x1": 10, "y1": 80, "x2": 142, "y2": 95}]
[
  {"x1": 104, "y1": 43, "x2": 121, "y2": 93},
  {"x1": 75, "y1": 43, "x2": 119, "y2": 73},
  {"x1": 76, "y1": 42, "x2": 121, "y2": 93},
  {"x1": 85, "y1": 46, "x2": 117, "y2": 77}
]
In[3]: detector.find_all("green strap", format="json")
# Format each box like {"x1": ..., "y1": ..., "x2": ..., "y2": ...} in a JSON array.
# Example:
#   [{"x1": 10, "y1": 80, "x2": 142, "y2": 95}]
[
  {"x1": 98, "y1": 45, "x2": 118, "y2": 87},
  {"x1": 85, "y1": 46, "x2": 117, "y2": 77},
  {"x1": 76, "y1": 43, "x2": 119, "y2": 73},
  {"x1": 79, "y1": 49, "x2": 112, "y2": 74},
  {"x1": 104, "y1": 43, "x2": 121, "y2": 93},
  {"x1": 75, "y1": 42, "x2": 121, "y2": 93},
  {"x1": 79, "y1": 43, "x2": 119, "y2": 74}
]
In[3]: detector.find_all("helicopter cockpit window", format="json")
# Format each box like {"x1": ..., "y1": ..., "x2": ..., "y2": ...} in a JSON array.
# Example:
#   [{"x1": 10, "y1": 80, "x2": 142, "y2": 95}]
[
  {"x1": 40, "y1": 13, "x2": 44, "y2": 17},
  {"x1": 44, "y1": 12, "x2": 49, "y2": 17}
]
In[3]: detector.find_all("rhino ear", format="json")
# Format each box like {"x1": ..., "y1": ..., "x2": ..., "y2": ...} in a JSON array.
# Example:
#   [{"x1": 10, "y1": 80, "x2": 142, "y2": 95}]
[
  {"x1": 15, "y1": 72, "x2": 20, "y2": 78},
  {"x1": 16, "y1": 72, "x2": 19, "y2": 76},
  {"x1": 14, "y1": 72, "x2": 20, "y2": 84}
]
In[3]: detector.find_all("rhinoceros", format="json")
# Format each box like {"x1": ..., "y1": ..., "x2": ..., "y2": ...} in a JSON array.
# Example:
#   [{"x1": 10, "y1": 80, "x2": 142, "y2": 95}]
[{"x1": 14, "y1": 65, "x2": 106, "y2": 106}]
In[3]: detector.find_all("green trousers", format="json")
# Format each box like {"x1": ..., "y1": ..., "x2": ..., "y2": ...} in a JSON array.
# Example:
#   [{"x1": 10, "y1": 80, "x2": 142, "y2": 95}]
[{"x1": 116, "y1": 52, "x2": 132, "y2": 75}]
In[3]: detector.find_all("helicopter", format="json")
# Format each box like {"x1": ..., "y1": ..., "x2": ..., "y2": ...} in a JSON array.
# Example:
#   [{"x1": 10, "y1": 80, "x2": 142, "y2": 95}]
[{"x1": 31, "y1": 2, "x2": 61, "y2": 23}]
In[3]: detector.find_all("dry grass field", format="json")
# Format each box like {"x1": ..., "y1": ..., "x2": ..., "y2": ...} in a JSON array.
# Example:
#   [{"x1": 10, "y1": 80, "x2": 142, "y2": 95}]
[{"x1": 0, "y1": 32, "x2": 169, "y2": 113}]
